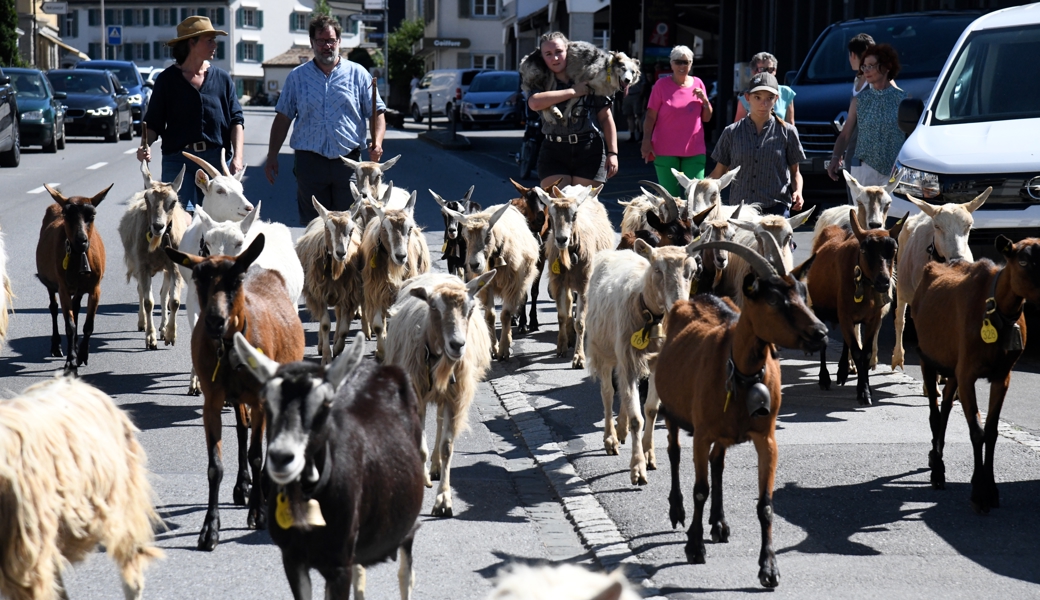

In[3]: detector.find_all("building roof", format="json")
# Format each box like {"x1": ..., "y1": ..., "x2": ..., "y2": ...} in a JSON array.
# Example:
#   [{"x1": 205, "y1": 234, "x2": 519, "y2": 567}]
[{"x1": 262, "y1": 45, "x2": 355, "y2": 68}]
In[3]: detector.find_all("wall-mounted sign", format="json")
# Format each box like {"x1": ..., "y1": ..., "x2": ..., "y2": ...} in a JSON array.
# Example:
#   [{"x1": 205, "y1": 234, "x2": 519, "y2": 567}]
[
  {"x1": 349, "y1": 13, "x2": 384, "y2": 22},
  {"x1": 363, "y1": 0, "x2": 386, "y2": 9},
  {"x1": 412, "y1": 38, "x2": 471, "y2": 55},
  {"x1": 42, "y1": 1, "x2": 68, "y2": 14}
]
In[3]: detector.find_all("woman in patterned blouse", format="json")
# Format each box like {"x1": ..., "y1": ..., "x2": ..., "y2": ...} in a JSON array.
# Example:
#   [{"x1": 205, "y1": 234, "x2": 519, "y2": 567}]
[{"x1": 826, "y1": 43, "x2": 907, "y2": 186}]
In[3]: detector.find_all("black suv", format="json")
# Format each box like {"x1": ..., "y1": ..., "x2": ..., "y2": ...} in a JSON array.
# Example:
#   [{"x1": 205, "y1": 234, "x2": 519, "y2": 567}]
[
  {"x1": 0, "y1": 67, "x2": 19, "y2": 167},
  {"x1": 787, "y1": 11, "x2": 979, "y2": 184}
]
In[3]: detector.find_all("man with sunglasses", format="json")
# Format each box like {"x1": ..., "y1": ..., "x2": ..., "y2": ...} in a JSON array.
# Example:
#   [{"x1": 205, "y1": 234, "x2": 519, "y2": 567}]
[
  {"x1": 265, "y1": 14, "x2": 386, "y2": 225},
  {"x1": 733, "y1": 52, "x2": 796, "y2": 124}
]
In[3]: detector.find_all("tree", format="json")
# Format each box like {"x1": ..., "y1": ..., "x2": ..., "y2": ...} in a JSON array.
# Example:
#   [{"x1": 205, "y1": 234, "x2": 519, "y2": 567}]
[
  {"x1": 311, "y1": 0, "x2": 331, "y2": 18},
  {"x1": 0, "y1": 0, "x2": 21, "y2": 67},
  {"x1": 387, "y1": 18, "x2": 425, "y2": 84}
]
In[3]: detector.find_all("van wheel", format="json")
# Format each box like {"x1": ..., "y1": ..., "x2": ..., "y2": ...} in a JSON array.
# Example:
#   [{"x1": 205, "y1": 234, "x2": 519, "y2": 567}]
[
  {"x1": 411, "y1": 104, "x2": 424, "y2": 123},
  {"x1": 56, "y1": 123, "x2": 66, "y2": 150}
]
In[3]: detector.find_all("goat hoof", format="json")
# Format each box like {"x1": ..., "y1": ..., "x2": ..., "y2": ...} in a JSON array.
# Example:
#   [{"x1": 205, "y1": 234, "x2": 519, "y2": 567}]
[
  {"x1": 146, "y1": 339, "x2": 158, "y2": 350},
  {"x1": 50, "y1": 347, "x2": 64, "y2": 358},
  {"x1": 818, "y1": 376, "x2": 830, "y2": 391},
  {"x1": 758, "y1": 560, "x2": 780, "y2": 588},
  {"x1": 669, "y1": 494, "x2": 686, "y2": 528},
  {"x1": 858, "y1": 392, "x2": 872, "y2": 406},
  {"x1": 432, "y1": 494, "x2": 453, "y2": 518},
  {"x1": 631, "y1": 466, "x2": 647, "y2": 486},
  {"x1": 710, "y1": 522, "x2": 730, "y2": 543},
  {"x1": 429, "y1": 469, "x2": 441, "y2": 482},
  {"x1": 247, "y1": 506, "x2": 266, "y2": 530},
  {"x1": 197, "y1": 518, "x2": 220, "y2": 551},
  {"x1": 423, "y1": 472, "x2": 433, "y2": 488},
  {"x1": 571, "y1": 355, "x2": 585, "y2": 369},
  {"x1": 646, "y1": 451, "x2": 657, "y2": 471},
  {"x1": 63, "y1": 363, "x2": 78, "y2": 377},
  {"x1": 233, "y1": 484, "x2": 250, "y2": 506},
  {"x1": 604, "y1": 437, "x2": 619, "y2": 456},
  {"x1": 685, "y1": 542, "x2": 706, "y2": 565}
]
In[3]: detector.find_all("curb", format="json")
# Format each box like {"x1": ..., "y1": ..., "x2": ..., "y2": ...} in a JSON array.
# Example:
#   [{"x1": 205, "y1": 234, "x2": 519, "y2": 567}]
[
  {"x1": 489, "y1": 373, "x2": 664, "y2": 598},
  {"x1": 418, "y1": 130, "x2": 472, "y2": 150}
]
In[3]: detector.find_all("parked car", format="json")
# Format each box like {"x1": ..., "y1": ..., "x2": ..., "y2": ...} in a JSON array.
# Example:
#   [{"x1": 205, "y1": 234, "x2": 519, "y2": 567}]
[
  {"x1": 0, "y1": 67, "x2": 18, "y2": 167},
  {"x1": 786, "y1": 11, "x2": 979, "y2": 180},
  {"x1": 460, "y1": 70, "x2": 523, "y2": 129},
  {"x1": 894, "y1": 4, "x2": 1040, "y2": 247},
  {"x1": 46, "y1": 69, "x2": 133, "y2": 143},
  {"x1": 6, "y1": 67, "x2": 66, "y2": 153},
  {"x1": 76, "y1": 60, "x2": 150, "y2": 134},
  {"x1": 409, "y1": 68, "x2": 484, "y2": 123}
]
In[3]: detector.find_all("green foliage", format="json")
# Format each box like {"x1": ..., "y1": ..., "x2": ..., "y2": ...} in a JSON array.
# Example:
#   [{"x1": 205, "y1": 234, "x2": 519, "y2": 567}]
[
  {"x1": 348, "y1": 47, "x2": 376, "y2": 70},
  {"x1": 311, "y1": 0, "x2": 331, "y2": 17},
  {"x1": 387, "y1": 19, "x2": 425, "y2": 83},
  {"x1": 0, "y1": 0, "x2": 22, "y2": 67}
]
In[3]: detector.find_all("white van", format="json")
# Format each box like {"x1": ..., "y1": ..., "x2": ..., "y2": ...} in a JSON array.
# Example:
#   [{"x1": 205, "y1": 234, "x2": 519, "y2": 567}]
[
  {"x1": 893, "y1": 3, "x2": 1040, "y2": 246},
  {"x1": 409, "y1": 69, "x2": 484, "y2": 123}
]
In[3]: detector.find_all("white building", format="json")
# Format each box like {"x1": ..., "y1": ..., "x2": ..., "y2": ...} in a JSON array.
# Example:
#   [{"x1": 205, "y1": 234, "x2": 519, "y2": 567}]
[
  {"x1": 406, "y1": 0, "x2": 508, "y2": 72},
  {"x1": 58, "y1": 0, "x2": 363, "y2": 98}
]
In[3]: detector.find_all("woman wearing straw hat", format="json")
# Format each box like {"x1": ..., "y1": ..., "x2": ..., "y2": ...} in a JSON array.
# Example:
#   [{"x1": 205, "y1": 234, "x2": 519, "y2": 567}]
[{"x1": 137, "y1": 16, "x2": 244, "y2": 213}]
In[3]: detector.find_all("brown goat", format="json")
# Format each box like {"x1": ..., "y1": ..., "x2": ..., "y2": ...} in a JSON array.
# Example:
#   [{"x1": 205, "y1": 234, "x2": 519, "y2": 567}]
[
  {"x1": 509, "y1": 178, "x2": 560, "y2": 333},
  {"x1": 911, "y1": 236, "x2": 1040, "y2": 514},
  {"x1": 653, "y1": 237, "x2": 827, "y2": 588},
  {"x1": 166, "y1": 233, "x2": 306, "y2": 550},
  {"x1": 616, "y1": 186, "x2": 716, "y2": 251},
  {"x1": 805, "y1": 209, "x2": 905, "y2": 405},
  {"x1": 35, "y1": 183, "x2": 111, "y2": 376}
]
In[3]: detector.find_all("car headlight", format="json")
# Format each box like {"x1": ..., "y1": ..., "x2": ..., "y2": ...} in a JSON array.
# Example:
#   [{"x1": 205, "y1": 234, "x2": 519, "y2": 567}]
[
  {"x1": 20, "y1": 110, "x2": 43, "y2": 121},
  {"x1": 86, "y1": 106, "x2": 114, "y2": 117},
  {"x1": 463, "y1": 102, "x2": 475, "y2": 110},
  {"x1": 504, "y1": 94, "x2": 518, "y2": 107},
  {"x1": 894, "y1": 162, "x2": 941, "y2": 199},
  {"x1": 127, "y1": 94, "x2": 143, "y2": 105}
]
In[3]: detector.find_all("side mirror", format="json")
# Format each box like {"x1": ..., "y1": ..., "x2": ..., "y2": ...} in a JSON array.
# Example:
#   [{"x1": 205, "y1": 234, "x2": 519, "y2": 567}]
[
  {"x1": 53, "y1": 91, "x2": 66, "y2": 99},
  {"x1": 143, "y1": 80, "x2": 153, "y2": 88},
  {"x1": 898, "y1": 98, "x2": 924, "y2": 135},
  {"x1": 784, "y1": 70, "x2": 797, "y2": 86},
  {"x1": 0, "y1": 75, "x2": 9, "y2": 85}
]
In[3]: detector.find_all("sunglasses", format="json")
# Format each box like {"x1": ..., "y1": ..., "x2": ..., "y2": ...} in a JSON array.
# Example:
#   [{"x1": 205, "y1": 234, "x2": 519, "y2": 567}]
[
  {"x1": 672, "y1": 59, "x2": 691, "y2": 65},
  {"x1": 861, "y1": 62, "x2": 879, "y2": 72},
  {"x1": 755, "y1": 66, "x2": 776, "y2": 74}
]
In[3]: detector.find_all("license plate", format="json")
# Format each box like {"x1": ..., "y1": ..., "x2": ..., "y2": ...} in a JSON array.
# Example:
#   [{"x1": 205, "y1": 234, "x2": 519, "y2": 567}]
[
  {"x1": 824, "y1": 159, "x2": 831, "y2": 170},
  {"x1": 65, "y1": 117, "x2": 75, "y2": 122}
]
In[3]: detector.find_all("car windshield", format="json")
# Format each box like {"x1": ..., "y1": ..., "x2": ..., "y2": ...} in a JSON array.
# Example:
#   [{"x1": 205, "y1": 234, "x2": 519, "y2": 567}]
[
  {"x1": 81, "y1": 64, "x2": 137, "y2": 87},
  {"x1": 932, "y1": 24, "x2": 1040, "y2": 124},
  {"x1": 468, "y1": 73, "x2": 519, "y2": 93},
  {"x1": 11, "y1": 73, "x2": 48, "y2": 99},
  {"x1": 802, "y1": 15, "x2": 976, "y2": 84},
  {"x1": 48, "y1": 72, "x2": 111, "y2": 94}
]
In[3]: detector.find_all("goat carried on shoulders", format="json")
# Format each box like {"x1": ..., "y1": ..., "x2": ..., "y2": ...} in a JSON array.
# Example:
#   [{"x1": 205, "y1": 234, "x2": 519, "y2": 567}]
[
  {"x1": 911, "y1": 235, "x2": 1040, "y2": 514},
  {"x1": 653, "y1": 236, "x2": 827, "y2": 588}
]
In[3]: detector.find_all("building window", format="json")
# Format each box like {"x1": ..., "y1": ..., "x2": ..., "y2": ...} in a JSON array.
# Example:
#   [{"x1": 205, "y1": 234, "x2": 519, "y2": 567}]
[
  {"x1": 130, "y1": 9, "x2": 148, "y2": 26},
  {"x1": 291, "y1": 13, "x2": 308, "y2": 32},
  {"x1": 473, "y1": 54, "x2": 497, "y2": 69},
  {"x1": 126, "y1": 42, "x2": 150, "y2": 61},
  {"x1": 237, "y1": 41, "x2": 264, "y2": 63},
  {"x1": 592, "y1": 29, "x2": 610, "y2": 51},
  {"x1": 242, "y1": 8, "x2": 258, "y2": 28},
  {"x1": 61, "y1": 11, "x2": 78, "y2": 37},
  {"x1": 153, "y1": 41, "x2": 174, "y2": 60},
  {"x1": 154, "y1": 8, "x2": 176, "y2": 27},
  {"x1": 473, "y1": 0, "x2": 497, "y2": 17}
]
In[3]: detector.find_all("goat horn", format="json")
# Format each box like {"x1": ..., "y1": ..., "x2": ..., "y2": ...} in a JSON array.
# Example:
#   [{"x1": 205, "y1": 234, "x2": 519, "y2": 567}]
[
  {"x1": 182, "y1": 152, "x2": 221, "y2": 178},
  {"x1": 487, "y1": 203, "x2": 512, "y2": 231},
  {"x1": 689, "y1": 239, "x2": 779, "y2": 281},
  {"x1": 759, "y1": 232, "x2": 787, "y2": 277},
  {"x1": 219, "y1": 148, "x2": 230, "y2": 177},
  {"x1": 638, "y1": 180, "x2": 679, "y2": 224}
]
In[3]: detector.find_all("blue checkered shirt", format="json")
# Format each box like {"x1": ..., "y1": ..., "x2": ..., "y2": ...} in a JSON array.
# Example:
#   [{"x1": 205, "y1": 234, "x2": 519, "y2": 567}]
[{"x1": 276, "y1": 59, "x2": 386, "y2": 159}]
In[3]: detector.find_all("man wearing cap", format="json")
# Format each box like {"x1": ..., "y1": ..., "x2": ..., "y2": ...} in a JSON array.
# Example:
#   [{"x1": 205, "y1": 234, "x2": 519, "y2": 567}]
[
  {"x1": 708, "y1": 72, "x2": 805, "y2": 217},
  {"x1": 264, "y1": 14, "x2": 387, "y2": 225},
  {"x1": 138, "y1": 16, "x2": 245, "y2": 212}
]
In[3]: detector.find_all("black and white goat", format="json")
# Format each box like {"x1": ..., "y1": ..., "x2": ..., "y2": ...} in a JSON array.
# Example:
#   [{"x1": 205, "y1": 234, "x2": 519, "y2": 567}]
[{"x1": 430, "y1": 186, "x2": 482, "y2": 279}]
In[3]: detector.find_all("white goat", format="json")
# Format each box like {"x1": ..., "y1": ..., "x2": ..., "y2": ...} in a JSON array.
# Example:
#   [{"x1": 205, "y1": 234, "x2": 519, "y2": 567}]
[
  {"x1": 360, "y1": 191, "x2": 432, "y2": 358},
  {"x1": 342, "y1": 154, "x2": 413, "y2": 209},
  {"x1": 0, "y1": 222, "x2": 12, "y2": 351},
  {"x1": 0, "y1": 377, "x2": 162, "y2": 600},
  {"x1": 349, "y1": 179, "x2": 411, "y2": 230},
  {"x1": 891, "y1": 187, "x2": 992, "y2": 370},
  {"x1": 534, "y1": 184, "x2": 616, "y2": 369},
  {"x1": 384, "y1": 271, "x2": 496, "y2": 517},
  {"x1": 437, "y1": 200, "x2": 540, "y2": 360},
  {"x1": 587, "y1": 239, "x2": 703, "y2": 485},
  {"x1": 724, "y1": 208, "x2": 815, "y2": 307},
  {"x1": 672, "y1": 166, "x2": 741, "y2": 215},
  {"x1": 487, "y1": 564, "x2": 640, "y2": 600},
  {"x1": 118, "y1": 161, "x2": 189, "y2": 349},
  {"x1": 813, "y1": 170, "x2": 898, "y2": 236},
  {"x1": 295, "y1": 196, "x2": 364, "y2": 366},
  {"x1": 181, "y1": 201, "x2": 304, "y2": 394}
]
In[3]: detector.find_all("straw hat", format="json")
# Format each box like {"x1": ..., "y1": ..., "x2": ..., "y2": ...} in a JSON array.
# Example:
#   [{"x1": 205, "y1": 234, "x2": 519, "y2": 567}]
[{"x1": 167, "y1": 16, "x2": 228, "y2": 46}]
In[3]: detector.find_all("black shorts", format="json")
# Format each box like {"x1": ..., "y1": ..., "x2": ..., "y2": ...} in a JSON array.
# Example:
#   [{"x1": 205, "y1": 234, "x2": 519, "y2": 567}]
[{"x1": 537, "y1": 133, "x2": 606, "y2": 183}]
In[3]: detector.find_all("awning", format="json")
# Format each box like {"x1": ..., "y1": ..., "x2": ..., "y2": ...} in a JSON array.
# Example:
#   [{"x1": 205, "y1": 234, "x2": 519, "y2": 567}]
[{"x1": 38, "y1": 30, "x2": 89, "y2": 59}]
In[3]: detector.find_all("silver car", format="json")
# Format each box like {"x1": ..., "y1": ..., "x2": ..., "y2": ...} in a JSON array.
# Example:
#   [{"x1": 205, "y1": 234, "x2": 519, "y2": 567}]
[{"x1": 459, "y1": 71, "x2": 523, "y2": 129}]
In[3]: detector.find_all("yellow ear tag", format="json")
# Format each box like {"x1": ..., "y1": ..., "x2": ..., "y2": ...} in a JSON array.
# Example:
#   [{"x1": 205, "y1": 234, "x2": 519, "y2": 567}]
[
  {"x1": 723, "y1": 390, "x2": 732, "y2": 412},
  {"x1": 690, "y1": 279, "x2": 699, "y2": 295},
  {"x1": 854, "y1": 293, "x2": 864, "y2": 303},
  {"x1": 981, "y1": 319, "x2": 999, "y2": 344},
  {"x1": 369, "y1": 255, "x2": 377, "y2": 269},
  {"x1": 630, "y1": 329, "x2": 650, "y2": 350},
  {"x1": 211, "y1": 357, "x2": 221, "y2": 382},
  {"x1": 182, "y1": 258, "x2": 192, "y2": 266},
  {"x1": 441, "y1": 241, "x2": 448, "y2": 252},
  {"x1": 551, "y1": 258, "x2": 561, "y2": 274},
  {"x1": 146, "y1": 231, "x2": 153, "y2": 243},
  {"x1": 62, "y1": 253, "x2": 69, "y2": 270},
  {"x1": 275, "y1": 492, "x2": 294, "y2": 529}
]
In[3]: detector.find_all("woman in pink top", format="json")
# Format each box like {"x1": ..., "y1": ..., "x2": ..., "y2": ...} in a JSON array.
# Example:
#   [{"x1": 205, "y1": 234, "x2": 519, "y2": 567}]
[{"x1": 640, "y1": 45, "x2": 713, "y2": 196}]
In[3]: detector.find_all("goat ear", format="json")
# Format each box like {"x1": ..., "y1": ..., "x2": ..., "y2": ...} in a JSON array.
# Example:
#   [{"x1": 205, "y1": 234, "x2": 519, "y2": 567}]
[
  {"x1": 195, "y1": 168, "x2": 212, "y2": 193},
  {"x1": 239, "y1": 200, "x2": 261, "y2": 235},
  {"x1": 44, "y1": 184, "x2": 69, "y2": 206},
  {"x1": 141, "y1": 160, "x2": 154, "y2": 188},
  {"x1": 429, "y1": 189, "x2": 447, "y2": 208},
  {"x1": 466, "y1": 200, "x2": 483, "y2": 214},
  {"x1": 533, "y1": 186, "x2": 553, "y2": 208},
  {"x1": 171, "y1": 165, "x2": 187, "y2": 193},
  {"x1": 312, "y1": 196, "x2": 330, "y2": 221},
  {"x1": 964, "y1": 186, "x2": 993, "y2": 213},
  {"x1": 509, "y1": 178, "x2": 529, "y2": 196},
  {"x1": 89, "y1": 184, "x2": 113, "y2": 207},
  {"x1": 883, "y1": 167, "x2": 903, "y2": 195},
  {"x1": 326, "y1": 333, "x2": 367, "y2": 392},
  {"x1": 671, "y1": 168, "x2": 696, "y2": 192},
  {"x1": 409, "y1": 286, "x2": 429, "y2": 302},
  {"x1": 587, "y1": 184, "x2": 604, "y2": 200},
  {"x1": 380, "y1": 154, "x2": 401, "y2": 171},
  {"x1": 194, "y1": 205, "x2": 216, "y2": 229},
  {"x1": 904, "y1": 193, "x2": 938, "y2": 218},
  {"x1": 729, "y1": 218, "x2": 756, "y2": 231},
  {"x1": 350, "y1": 181, "x2": 363, "y2": 201},
  {"x1": 790, "y1": 253, "x2": 816, "y2": 281},
  {"x1": 488, "y1": 203, "x2": 512, "y2": 231},
  {"x1": 717, "y1": 166, "x2": 740, "y2": 190},
  {"x1": 849, "y1": 208, "x2": 866, "y2": 241},
  {"x1": 645, "y1": 210, "x2": 664, "y2": 231},
  {"x1": 233, "y1": 332, "x2": 279, "y2": 384},
  {"x1": 235, "y1": 233, "x2": 266, "y2": 270},
  {"x1": 467, "y1": 269, "x2": 497, "y2": 297},
  {"x1": 545, "y1": 177, "x2": 564, "y2": 191},
  {"x1": 742, "y1": 272, "x2": 760, "y2": 298},
  {"x1": 233, "y1": 165, "x2": 246, "y2": 182},
  {"x1": 404, "y1": 190, "x2": 418, "y2": 215},
  {"x1": 888, "y1": 212, "x2": 909, "y2": 241},
  {"x1": 381, "y1": 181, "x2": 397, "y2": 205},
  {"x1": 843, "y1": 170, "x2": 865, "y2": 197},
  {"x1": 462, "y1": 185, "x2": 476, "y2": 204},
  {"x1": 787, "y1": 205, "x2": 814, "y2": 230},
  {"x1": 340, "y1": 156, "x2": 361, "y2": 171},
  {"x1": 442, "y1": 206, "x2": 467, "y2": 225},
  {"x1": 633, "y1": 238, "x2": 654, "y2": 261},
  {"x1": 996, "y1": 234, "x2": 1016, "y2": 258},
  {"x1": 551, "y1": 185, "x2": 565, "y2": 199},
  {"x1": 165, "y1": 246, "x2": 202, "y2": 268}
]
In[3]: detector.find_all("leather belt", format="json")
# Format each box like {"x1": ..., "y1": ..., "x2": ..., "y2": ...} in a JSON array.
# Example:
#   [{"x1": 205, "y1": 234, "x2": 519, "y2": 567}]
[
  {"x1": 545, "y1": 132, "x2": 598, "y2": 144},
  {"x1": 184, "y1": 141, "x2": 217, "y2": 152}
]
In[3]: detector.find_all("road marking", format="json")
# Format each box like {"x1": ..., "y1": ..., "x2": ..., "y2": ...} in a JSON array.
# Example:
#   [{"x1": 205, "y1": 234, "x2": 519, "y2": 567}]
[
  {"x1": 124, "y1": 148, "x2": 138, "y2": 154},
  {"x1": 86, "y1": 162, "x2": 108, "y2": 170},
  {"x1": 28, "y1": 184, "x2": 61, "y2": 194}
]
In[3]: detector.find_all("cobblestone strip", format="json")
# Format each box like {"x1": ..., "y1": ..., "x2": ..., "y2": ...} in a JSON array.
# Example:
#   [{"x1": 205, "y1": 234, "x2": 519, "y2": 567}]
[{"x1": 488, "y1": 374, "x2": 665, "y2": 598}]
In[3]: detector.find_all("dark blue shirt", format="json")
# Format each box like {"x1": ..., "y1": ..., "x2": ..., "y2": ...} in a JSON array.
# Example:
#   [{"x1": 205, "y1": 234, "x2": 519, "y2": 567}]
[{"x1": 144, "y1": 63, "x2": 244, "y2": 156}]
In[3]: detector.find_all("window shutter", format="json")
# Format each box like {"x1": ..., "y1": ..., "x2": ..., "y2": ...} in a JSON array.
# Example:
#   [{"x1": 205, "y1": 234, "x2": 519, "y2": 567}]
[
  {"x1": 123, "y1": 9, "x2": 132, "y2": 26},
  {"x1": 153, "y1": 41, "x2": 160, "y2": 59},
  {"x1": 257, "y1": 44, "x2": 264, "y2": 63},
  {"x1": 143, "y1": 43, "x2": 150, "y2": 61},
  {"x1": 289, "y1": 13, "x2": 294, "y2": 31},
  {"x1": 88, "y1": 43, "x2": 98, "y2": 59},
  {"x1": 104, "y1": 9, "x2": 113, "y2": 24},
  {"x1": 235, "y1": 8, "x2": 243, "y2": 28},
  {"x1": 71, "y1": 11, "x2": 79, "y2": 37},
  {"x1": 170, "y1": 9, "x2": 178, "y2": 25},
  {"x1": 257, "y1": 11, "x2": 263, "y2": 28},
  {"x1": 217, "y1": 41, "x2": 225, "y2": 60},
  {"x1": 236, "y1": 79, "x2": 244, "y2": 97},
  {"x1": 153, "y1": 8, "x2": 160, "y2": 25},
  {"x1": 214, "y1": 8, "x2": 225, "y2": 26},
  {"x1": 142, "y1": 9, "x2": 149, "y2": 26},
  {"x1": 88, "y1": 9, "x2": 97, "y2": 26},
  {"x1": 459, "y1": 0, "x2": 470, "y2": 19},
  {"x1": 236, "y1": 41, "x2": 243, "y2": 61},
  {"x1": 198, "y1": 8, "x2": 208, "y2": 19},
  {"x1": 181, "y1": 8, "x2": 189, "y2": 22}
]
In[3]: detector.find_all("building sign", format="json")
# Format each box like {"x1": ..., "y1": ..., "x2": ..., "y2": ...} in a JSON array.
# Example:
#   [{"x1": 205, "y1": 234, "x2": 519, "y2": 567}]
[
  {"x1": 363, "y1": 0, "x2": 386, "y2": 9},
  {"x1": 412, "y1": 37, "x2": 471, "y2": 54},
  {"x1": 42, "y1": 1, "x2": 68, "y2": 14}
]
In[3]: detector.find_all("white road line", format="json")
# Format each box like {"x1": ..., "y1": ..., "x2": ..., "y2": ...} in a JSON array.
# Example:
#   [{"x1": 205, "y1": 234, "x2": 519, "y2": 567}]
[
  {"x1": 28, "y1": 184, "x2": 61, "y2": 194},
  {"x1": 124, "y1": 148, "x2": 138, "y2": 154},
  {"x1": 86, "y1": 162, "x2": 108, "y2": 170}
]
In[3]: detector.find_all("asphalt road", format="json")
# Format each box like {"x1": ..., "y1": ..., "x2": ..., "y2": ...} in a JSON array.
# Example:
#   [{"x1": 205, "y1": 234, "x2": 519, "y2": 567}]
[{"x1": 0, "y1": 110, "x2": 1038, "y2": 599}]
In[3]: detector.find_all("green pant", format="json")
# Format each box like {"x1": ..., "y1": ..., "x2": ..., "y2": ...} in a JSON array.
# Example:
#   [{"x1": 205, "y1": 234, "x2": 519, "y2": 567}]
[{"x1": 653, "y1": 154, "x2": 706, "y2": 197}]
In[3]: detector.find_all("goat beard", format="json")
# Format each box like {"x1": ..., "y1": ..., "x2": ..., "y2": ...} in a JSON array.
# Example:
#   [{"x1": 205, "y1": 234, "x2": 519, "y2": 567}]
[
  {"x1": 331, "y1": 256, "x2": 346, "y2": 280},
  {"x1": 148, "y1": 231, "x2": 163, "y2": 253},
  {"x1": 431, "y1": 356, "x2": 457, "y2": 395}
]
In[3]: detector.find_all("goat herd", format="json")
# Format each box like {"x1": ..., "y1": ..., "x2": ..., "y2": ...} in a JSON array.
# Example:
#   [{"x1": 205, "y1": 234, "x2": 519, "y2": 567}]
[{"x1": 1, "y1": 149, "x2": 1038, "y2": 600}]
